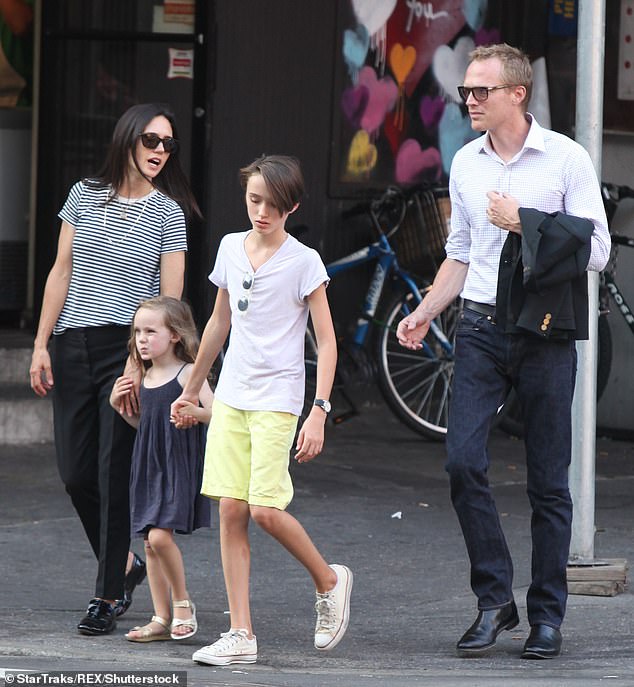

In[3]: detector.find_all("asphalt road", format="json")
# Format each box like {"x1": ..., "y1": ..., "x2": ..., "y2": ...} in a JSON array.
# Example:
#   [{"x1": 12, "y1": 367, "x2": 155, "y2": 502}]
[{"x1": 1, "y1": 397, "x2": 633, "y2": 686}]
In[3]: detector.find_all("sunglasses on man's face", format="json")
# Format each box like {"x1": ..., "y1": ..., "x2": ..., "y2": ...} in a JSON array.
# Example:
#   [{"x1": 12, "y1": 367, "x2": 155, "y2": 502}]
[
  {"x1": 138, "y1": 132, "x2": 179, "y2": 154},
  {"x1": 457, "y1": 84, "x2": 515, "y2": 103}
]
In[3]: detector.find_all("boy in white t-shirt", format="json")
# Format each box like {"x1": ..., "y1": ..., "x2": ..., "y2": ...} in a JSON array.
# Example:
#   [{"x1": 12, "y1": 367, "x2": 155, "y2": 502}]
[{"x1": 171, "y1": 155, "x2": 352, "y2": 666}]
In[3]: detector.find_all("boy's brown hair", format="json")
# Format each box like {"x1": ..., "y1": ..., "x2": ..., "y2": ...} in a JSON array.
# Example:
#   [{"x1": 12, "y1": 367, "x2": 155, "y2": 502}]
[{"x1": 239, "y1": 155, "x2": 304, "y2": 214}]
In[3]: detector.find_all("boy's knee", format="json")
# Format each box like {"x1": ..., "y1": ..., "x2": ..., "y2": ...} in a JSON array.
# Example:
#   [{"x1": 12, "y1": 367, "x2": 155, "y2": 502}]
[{"x1": 249, "y1": 504, "x2": 278, "y2": 531}]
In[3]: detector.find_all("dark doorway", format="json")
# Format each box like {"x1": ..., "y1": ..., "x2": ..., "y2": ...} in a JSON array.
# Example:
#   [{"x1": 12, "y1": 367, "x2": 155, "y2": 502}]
[{"x1": 34, "y1": 0, "x2": 209, "y2": 321}]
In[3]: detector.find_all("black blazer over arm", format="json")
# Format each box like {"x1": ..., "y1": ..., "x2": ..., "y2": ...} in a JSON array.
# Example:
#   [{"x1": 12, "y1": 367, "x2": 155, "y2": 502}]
[{"x1": 496, "y1": 209, "x2": 593, "y2": 340}]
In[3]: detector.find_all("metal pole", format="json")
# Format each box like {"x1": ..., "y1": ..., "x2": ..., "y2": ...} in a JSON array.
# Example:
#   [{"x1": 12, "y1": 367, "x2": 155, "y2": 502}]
[{"x1": 569, "y1": 0, "x2": 606, "y2": 562}]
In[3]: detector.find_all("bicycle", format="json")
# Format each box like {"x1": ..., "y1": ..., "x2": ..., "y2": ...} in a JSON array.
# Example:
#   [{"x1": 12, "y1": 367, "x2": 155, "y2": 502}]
[
  {"x1": 496, "y1": 180, "x2": 633, "y2": 437},
  {"x1": 302, "y1": 186, "x2": 461, "y2": 441}
]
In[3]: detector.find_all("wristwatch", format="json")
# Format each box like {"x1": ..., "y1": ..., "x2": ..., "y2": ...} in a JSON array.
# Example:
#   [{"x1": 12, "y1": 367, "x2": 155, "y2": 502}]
[{"x1": 313, "y1": 398, "x2": 332, "y2": 414}]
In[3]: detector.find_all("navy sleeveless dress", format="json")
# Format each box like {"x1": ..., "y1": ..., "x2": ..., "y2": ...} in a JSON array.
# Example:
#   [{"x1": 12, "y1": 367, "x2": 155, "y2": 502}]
[{"x1": 129, "y1": 368, "x2": 210, "y2": 536}]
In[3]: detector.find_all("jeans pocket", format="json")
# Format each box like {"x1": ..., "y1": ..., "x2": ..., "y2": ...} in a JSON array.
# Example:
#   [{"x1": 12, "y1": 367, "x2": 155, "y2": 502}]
[{"x1": 458, "y1": 307, "x2": 488, "y2": 332}]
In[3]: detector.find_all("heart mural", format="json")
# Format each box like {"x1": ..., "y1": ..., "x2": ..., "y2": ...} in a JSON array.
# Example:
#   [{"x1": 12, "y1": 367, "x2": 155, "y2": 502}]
[
  {"x1": 358, "y1": 66, "x2": 398, "y2": 135},
  {"x1": 419, "y1": 95, "x2": 446, "y2": 130},
  {"x1": 432, "y1": 36, "x2": 475, "y2": 103},
  {"x1": 351, "y1": 0, "x2": 397, "y2": 37},
  {"x1": 341, "y1": 84, "x2": 370, "y2": 129},
  {"x1": 343, "y1": 24, "x2": 370, "y2": 82},
  {"x1": 438, "y1": 102, "x2": 480, "y2": 174},
  {"x1": 463, "y1": 0, "x2": 488, "y2": 31},
  {"x1": 395, "y1": 139, "x2": 442, "y2": 184},
  {"x1": 386, "y1": 0, "x2": 466, "y2": 97},
  {"x1": 346, "y1": 129, "x2": 378, "y2": 178}
]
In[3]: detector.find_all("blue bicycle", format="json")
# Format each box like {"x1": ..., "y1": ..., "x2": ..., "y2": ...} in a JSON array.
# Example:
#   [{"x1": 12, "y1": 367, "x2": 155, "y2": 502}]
[{"x1": 303, "y1": 186, "x2": 461, "y2": 441}]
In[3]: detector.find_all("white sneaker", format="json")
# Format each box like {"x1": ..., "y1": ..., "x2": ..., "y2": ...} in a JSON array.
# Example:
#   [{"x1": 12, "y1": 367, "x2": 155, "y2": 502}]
[
  {"x1": 192, "y1": 629, "x2": 257, "y2": 665},
  {"x1": 314, "y1": 564, "x2": 353, "y2": 650}
]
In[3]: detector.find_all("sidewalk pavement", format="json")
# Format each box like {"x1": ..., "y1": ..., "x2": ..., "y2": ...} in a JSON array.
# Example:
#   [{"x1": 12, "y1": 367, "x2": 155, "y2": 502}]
[{"x1": 1, "y1": 397, "x2": 633, "y2": 687}]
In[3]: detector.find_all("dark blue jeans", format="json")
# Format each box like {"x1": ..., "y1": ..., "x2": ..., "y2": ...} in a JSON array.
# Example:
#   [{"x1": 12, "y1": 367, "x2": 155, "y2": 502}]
[{"x1": 446, "y1": 307, "x2": 576, "y2": 629}]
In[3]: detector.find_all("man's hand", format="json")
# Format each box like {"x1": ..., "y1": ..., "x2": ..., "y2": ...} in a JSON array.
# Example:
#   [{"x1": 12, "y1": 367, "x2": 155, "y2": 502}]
[
  {"x1": 396, "y1": 313, "x2": 431, "y2": 351},
  {"x1": 486, "y1": 191, "x2": 521, "y2": 234}
]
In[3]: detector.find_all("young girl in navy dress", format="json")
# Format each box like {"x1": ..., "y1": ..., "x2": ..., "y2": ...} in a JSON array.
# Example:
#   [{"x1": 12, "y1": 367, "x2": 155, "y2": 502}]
[{"x1": 110, "y1": 296, "x2": 213, "y2": 642}]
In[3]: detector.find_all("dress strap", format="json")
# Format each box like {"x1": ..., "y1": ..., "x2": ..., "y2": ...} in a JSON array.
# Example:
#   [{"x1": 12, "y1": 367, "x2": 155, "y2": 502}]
[{"x1": 175, "y1": 362, "x2": 189, "y2": 384}]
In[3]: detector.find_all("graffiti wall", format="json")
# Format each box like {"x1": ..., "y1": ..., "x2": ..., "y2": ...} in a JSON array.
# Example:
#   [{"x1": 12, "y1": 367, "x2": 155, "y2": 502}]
[{"x1": 330, "y1": 0, "x2": 550, "y2": 195}]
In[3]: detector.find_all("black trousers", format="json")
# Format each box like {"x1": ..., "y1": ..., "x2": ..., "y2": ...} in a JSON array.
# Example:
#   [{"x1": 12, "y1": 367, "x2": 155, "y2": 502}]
[{"x1": 51, "y1": 325, "x2": 136, "y2": 600}]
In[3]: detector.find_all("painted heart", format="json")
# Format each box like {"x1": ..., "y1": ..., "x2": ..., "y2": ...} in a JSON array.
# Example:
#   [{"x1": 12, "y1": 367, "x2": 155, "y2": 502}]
[
  {"x1": 432, "y1": 36, "x2": 475, "y2": 103},
  {"x1": 385, "y1": 0, "x2": 466, "y2": 96},
  {"x1": 389, "y1": 43, "x2": 417, "y2": 86},
  {"x1": 341, "y1": 84, "x2": 370, "y2": 129},
  {"x1": 395, "y1": 139, "x2": 442, "y2": 184},
  {"x1": 475, "y1": 27, "x2": 500, "y2": 46},
  {"x1": 419, "y1": 95, "x2": 445, "y2": 129},
  {"x1": 346, "y1": 129, "x2": 378, "y2": 178},
  {"x1": 463, "y1": 0, "x2": 488, "y2": 31},
  {"x1": 358, "y1": 65, "x2": 398, "y2": 135},
  {"x1": 382, "y1": 106, "x2": 410, "y2": 157},
  {"x1": 351, "y1": 0, "x2": 397, "y2": 37},
  {"x1": 343, "y1": 24, "x2": 370, "y2": 80},
  {"x1": 438, "y1": 102, "x2": 480, "y2": 174}
]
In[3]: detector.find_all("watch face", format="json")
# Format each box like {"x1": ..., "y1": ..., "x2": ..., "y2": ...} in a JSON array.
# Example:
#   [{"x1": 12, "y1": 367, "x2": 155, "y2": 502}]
[{"x1": 315, "y1": 399, "x2": 331, "y2": 413}]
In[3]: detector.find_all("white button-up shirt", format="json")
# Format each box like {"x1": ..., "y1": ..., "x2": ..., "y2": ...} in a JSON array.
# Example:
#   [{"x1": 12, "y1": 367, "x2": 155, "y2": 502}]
[{"x1": 445, "y1": 115, "x2": 611, "y2": 305}]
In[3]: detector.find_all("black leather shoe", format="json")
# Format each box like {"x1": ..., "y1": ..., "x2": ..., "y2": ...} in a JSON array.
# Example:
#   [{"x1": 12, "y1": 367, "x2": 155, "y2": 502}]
[
  {"x1": 457, "y1": 601, "x2": 520, "y2": 656},
  {"x1": 521, "y1": 624, "x2": 562, "y2": 659},
  {"x1": 77, "y1": 598, "x2": 116, "y2": 635},
  {"x1": 114, "y1": 553, "x2": 147, "y2": 617}
]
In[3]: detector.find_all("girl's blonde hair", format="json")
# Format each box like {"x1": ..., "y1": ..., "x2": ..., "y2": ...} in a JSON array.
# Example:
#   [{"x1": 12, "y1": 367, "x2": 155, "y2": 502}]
[{"x1": 128, "y1": 296, "x2": 200, "y2": 370}]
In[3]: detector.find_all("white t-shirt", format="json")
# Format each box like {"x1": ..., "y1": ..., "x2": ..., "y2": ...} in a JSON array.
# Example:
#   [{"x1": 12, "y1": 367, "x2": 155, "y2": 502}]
[{"x1": 210, "y1": 230, "x2": 329, "y2": 415}]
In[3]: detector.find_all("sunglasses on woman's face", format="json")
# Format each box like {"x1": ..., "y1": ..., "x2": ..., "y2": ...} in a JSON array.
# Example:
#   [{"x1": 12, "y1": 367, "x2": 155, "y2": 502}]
[{"x1": 138, "y1": 132, "x2": 178, "y2": 154}]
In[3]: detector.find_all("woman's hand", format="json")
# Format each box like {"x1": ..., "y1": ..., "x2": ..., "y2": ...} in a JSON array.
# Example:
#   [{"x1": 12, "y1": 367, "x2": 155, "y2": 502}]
[
  {"x1": 30, "y1": 347, "x2": 54, "y2": 397},
  {"x1": 110, "y1": 375, "x2": 136, "y2": 412},
  {"x1": 119, "y1": 357, "x2": 142, "y2": 416}
]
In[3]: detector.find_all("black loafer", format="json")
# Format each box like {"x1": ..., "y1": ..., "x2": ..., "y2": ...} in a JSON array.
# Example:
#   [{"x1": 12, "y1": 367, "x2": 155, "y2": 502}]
[
  {"x1": 457, "y1": 601, "x2": 520, "y2": 656},
  {"x1": 114, "y1": 553, "x2": 147, "y2": 617},
  {"x1": 77, "y1": 598, "x2": 116, "y2": 635},
  {"x1": 521, "y1": 624, "x2": 562, "y2": 659}
]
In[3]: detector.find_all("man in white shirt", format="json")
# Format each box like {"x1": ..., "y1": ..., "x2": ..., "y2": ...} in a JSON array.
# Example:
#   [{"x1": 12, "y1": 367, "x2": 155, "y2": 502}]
[{"x1": 397, "y1": 43, "x2": 610, "y2": 660}]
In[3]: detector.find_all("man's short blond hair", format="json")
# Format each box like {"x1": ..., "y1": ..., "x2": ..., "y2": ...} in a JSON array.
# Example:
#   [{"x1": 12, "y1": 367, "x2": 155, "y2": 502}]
[{"x1": 469, "y1": 43, "x2": 533, "y2": 108}]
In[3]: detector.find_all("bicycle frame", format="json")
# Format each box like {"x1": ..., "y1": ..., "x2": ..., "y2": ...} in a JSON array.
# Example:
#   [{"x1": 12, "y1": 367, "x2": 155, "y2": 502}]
[
  {"x1": 325, "y1": 233, "x2": 452, "y2": 355},
  {"x1": 604, "y1": 234, "x2": 634, "y2": 333}
]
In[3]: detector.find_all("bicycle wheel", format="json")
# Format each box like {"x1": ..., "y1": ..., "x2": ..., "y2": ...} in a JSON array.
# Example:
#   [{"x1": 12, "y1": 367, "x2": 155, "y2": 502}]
[
  {"x1": 375, "y1": 290, "x2": 461, "y2": 440},
  {"x1": 497, "y1": 313, "x2": 613, "y2": 438}
]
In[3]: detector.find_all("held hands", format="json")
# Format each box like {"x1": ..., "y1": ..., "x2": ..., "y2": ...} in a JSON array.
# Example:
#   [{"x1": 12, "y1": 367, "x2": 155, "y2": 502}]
[
  {"x1": 30, "y1": 347, "x2": 54, "y2": 397},
  {"x1": 295, "y1": 407, "x2": 327, "y2": 463},
  {"x1": 486, "y1": 191, "x2": 521, "y2": 234},
  {"x1": 170, "y1": 395, "x2": 200, "y2": 429}
]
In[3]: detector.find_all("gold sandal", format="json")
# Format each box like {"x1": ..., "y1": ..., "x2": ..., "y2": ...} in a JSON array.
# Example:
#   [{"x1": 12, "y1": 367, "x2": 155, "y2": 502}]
[
  {"x1": 125, "y1": 615, "x2": 171, "y2": 643},
  {"x1": 170, "y1": 599, "x2": 197, "y2": 640}
]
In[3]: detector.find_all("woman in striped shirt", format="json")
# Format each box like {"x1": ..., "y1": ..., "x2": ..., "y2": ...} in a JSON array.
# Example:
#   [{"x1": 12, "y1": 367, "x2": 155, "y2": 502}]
[{"x1": 29, "y1": 102, "x2": 200, "y2": 636}]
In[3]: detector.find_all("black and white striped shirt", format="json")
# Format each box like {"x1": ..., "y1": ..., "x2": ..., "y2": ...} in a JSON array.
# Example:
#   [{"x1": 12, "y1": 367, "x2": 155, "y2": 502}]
[{"x1": 54, "y1": 180, "x2": 187, "y2": 334}]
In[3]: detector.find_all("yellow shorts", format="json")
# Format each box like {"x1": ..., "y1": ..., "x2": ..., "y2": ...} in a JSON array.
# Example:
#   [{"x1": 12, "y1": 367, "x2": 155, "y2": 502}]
[{"x1": 201, "y1": 399, "x2": 298, "y2": 510}]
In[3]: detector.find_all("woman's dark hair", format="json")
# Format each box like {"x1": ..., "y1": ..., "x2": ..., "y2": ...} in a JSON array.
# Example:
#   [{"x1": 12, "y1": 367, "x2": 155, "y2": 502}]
[{"x1": 88, "y1": 103, "x2": 201, "y2": 220}]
